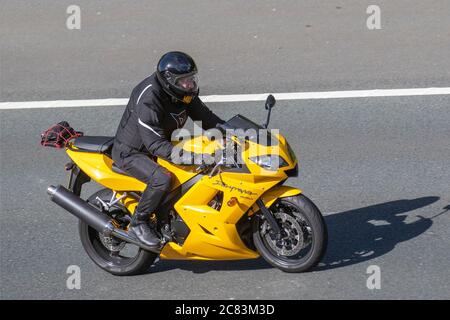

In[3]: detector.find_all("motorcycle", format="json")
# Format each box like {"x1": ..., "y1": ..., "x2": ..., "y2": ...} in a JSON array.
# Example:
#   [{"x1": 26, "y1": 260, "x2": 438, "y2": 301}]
[{"x1": 45, "y1": 95, "x2": 327, "y2": 275}]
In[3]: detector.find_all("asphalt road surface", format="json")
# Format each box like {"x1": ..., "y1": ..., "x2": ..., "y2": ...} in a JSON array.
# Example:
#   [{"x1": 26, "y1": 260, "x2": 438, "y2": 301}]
[{"x1": 1, "y1": 1, "x2": 449, "y2": 299}]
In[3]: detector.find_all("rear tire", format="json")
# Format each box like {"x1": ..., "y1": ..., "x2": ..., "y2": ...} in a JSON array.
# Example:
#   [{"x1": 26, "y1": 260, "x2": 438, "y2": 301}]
[
  {"x1": 253, "y1": 194, "x2": 327, "y2": 273},
  {"x1": 79, "y1": 188, "x2": 157, "y2": 276}
]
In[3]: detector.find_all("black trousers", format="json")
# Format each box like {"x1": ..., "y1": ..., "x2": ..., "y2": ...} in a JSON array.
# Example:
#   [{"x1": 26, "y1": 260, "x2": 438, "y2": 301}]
[{"x1": 111, "y1": 141, "x2": 173, "y2": 218}]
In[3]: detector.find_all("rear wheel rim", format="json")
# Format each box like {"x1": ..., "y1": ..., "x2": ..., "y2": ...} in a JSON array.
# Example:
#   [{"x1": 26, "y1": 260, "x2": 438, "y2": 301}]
[
  {"x1": 86, "y1": 204, "x2": 142, "y2": 267},
  {"x1": 88, "y1": 227, "x2": 141, "y2": 266}
]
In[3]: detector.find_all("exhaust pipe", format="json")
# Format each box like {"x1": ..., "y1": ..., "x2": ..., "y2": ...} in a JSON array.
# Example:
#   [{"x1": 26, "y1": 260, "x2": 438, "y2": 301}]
[{"x1": 47, "y1": 185, "x2": 161, "y2": 253}]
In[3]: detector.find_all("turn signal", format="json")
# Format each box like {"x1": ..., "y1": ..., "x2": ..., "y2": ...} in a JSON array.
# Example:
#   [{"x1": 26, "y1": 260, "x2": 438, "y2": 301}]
[{"x1": 227, "y1": 197, "x2": 238, "y2": 207}]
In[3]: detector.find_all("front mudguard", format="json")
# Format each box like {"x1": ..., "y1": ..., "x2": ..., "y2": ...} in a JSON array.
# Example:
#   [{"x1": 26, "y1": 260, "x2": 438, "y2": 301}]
[{"x1": 250, "y1": 185, "x2": 302, "y2": 215}]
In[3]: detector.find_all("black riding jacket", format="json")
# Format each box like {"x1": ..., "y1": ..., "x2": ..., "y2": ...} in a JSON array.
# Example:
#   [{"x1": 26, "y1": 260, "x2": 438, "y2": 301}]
[{"x1": 114, "y1": 73, "x2": 224, "y2": 161}]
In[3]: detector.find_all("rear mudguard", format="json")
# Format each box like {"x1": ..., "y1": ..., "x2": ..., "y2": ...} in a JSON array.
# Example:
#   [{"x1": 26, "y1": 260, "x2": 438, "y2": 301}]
[
  {"x1": 250, "y1": 185, "x2": 302, "y2": 215},
  {"x1": 67, "y1": 163, "x2": 91, "y2": 196}
]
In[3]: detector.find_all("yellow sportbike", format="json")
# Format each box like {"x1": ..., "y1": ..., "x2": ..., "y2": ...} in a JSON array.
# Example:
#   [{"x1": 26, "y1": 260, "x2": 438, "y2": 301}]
[{"x1": 47, "y1": 96, "x2": 327, "y2": 275}]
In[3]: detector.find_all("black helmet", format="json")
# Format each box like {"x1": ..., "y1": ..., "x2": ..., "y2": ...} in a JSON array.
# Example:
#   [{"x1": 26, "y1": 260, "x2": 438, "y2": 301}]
[{"x1": 156, "y1": 51, "x2": 199, "y2": 104}]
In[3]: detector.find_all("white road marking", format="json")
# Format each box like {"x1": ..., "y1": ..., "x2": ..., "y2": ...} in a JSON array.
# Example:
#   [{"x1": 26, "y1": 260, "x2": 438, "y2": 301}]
[
  {"x1": 0, "y1": 98, "x2": 129, "y2": 110},
  {"x1": 1, "y1": 87, "x2": 450, "y2": 110}
]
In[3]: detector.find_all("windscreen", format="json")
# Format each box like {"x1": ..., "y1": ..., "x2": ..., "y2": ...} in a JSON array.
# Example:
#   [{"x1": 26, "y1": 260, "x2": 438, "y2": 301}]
[{"x1": 223, "y1": 115, "x2": 278, "y2": 146}]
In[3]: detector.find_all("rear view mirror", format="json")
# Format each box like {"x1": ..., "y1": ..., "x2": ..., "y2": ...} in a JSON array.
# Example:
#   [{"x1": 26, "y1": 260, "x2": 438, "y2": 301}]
[
  {"x1": 265, "y1": 94, "x2": 276, "y2": 110},
  {"x1": 263, "y1": 95, "x2": 276, "y2": 128}
]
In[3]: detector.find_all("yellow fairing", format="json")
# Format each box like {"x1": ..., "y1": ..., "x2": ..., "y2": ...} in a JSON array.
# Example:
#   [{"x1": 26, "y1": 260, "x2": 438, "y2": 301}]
[
  {"x1": 159, "y1": 176, "x2": 301, "y2": 260},
  {"x1": 160, "y1": 171, "x2": 271, "y2": 260},
  {"x1": 66, "y1": 147, "x2": 197, "y2": 192}
]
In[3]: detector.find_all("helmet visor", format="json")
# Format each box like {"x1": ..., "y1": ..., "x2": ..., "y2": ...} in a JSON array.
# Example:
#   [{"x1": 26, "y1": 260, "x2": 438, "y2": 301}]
[{"x1": 172, "y1": 73, "x2": 199, "y2": 94}]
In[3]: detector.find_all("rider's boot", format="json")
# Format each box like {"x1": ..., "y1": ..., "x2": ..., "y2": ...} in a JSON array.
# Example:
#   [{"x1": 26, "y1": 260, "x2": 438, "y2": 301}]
[{"x1": 128, "y1": 211, "x2": 161, "y2": 249}]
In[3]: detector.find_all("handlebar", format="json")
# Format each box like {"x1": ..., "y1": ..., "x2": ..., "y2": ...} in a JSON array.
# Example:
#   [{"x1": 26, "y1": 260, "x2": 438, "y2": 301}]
[{"x1": 215, "y1": 122, "x2": 235, "y2": 134}]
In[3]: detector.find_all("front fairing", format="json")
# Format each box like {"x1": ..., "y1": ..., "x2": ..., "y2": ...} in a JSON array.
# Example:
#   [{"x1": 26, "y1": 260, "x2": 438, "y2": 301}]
[{"x1": 242, "y1": 132, "x2": 298, "y2": 180}]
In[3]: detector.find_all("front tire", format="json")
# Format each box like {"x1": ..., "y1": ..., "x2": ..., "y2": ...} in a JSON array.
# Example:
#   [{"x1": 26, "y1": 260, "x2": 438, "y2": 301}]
[
  {"x1": 79, "y1": 188, "x2": 157, "y2": 276},
  {"x1": 253, "y1": 194, "x2": 328, "y2": 273}
]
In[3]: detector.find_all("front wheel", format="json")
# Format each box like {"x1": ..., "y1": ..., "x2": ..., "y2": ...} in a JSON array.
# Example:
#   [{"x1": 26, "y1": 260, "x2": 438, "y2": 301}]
[{"x1": 253, "y1": 194, "x2": 328, "y2": 273}]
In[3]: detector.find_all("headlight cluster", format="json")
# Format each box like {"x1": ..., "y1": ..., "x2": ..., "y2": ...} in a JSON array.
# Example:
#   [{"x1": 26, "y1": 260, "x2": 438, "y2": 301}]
[{"x1": 249, "y1": 155, "x2": 288, "y2": 171}]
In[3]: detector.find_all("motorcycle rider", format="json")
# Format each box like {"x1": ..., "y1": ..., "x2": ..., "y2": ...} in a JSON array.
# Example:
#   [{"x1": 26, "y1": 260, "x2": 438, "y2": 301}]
[{"x1": 112, "y1": 51, "x2": 224, "y2": 249}]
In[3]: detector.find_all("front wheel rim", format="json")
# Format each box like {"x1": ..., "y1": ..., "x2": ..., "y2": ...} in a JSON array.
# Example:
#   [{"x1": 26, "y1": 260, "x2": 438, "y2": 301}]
[{"x1": 258, "y1": 200, "x2": 315, "y2": 265}]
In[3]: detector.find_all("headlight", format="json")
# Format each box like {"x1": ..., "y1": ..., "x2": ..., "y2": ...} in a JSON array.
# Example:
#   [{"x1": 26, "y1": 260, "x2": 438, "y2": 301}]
[{"x1": 249, "y1": 155, "x2": 288, "y2": 171}]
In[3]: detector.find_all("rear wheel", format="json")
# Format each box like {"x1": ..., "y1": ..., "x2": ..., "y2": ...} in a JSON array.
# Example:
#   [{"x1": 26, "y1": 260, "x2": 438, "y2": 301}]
[
  {"x1": 253, "y1": 194, "x2": 327, "y2": 272},
  {"x1": 79, "y1": 188, "x2": 157, "y2": 276}
]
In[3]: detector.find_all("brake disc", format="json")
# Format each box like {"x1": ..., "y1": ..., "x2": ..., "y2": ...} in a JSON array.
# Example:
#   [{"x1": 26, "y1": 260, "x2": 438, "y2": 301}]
[
  {"x1": 263, "y1": 212, "x2": 305, "y2": 257},
  {"x1": 99, "y1": 233, "x2": 127, "y2": 252},
  {"x1": 99, "y1": 217, "x2": 127, "y2": 253}
]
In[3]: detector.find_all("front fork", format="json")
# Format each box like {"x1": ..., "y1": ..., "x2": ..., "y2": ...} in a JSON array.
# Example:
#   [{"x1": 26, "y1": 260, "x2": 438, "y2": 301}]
[
  {"x1": 255, "y1": 198, "x2": 281, "y2": 234},
  {"x1": 252, "y1": 186, "x2": 302, "y2": 237}
]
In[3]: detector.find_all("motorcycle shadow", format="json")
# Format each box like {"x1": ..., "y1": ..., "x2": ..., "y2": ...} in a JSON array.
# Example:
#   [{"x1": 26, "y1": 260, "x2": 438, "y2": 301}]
[
  {"x1": 316, "y1": 196, "x2": 442, "y2": 271},
  {"x1": 149, "y1": 257, "x2": 272, "y2": 274}
]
